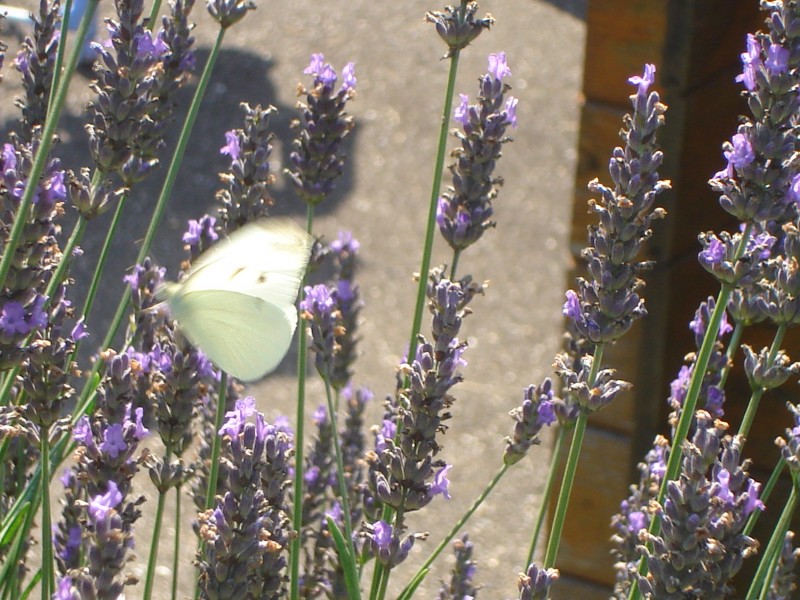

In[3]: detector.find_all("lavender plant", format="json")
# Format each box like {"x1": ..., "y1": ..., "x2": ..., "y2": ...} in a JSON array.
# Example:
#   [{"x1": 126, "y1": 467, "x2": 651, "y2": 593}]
[{"x1": 2, "y1": 0, "x2": 800, "y2": 599}]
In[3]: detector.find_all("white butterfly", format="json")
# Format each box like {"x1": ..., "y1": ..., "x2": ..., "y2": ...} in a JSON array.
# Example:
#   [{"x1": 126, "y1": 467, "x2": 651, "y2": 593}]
[{"x1": 157, "y1": 218, "x2": 313, "y2": 381}]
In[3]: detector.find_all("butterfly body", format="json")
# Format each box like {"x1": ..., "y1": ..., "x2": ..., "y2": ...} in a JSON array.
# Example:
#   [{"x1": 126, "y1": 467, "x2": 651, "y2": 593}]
[{"x1": 158, "y1": 219, "x2": 313, "y2": 381}]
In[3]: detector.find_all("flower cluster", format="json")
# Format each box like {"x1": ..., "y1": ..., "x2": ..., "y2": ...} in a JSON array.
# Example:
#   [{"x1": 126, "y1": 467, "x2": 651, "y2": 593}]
[
  {"x1": 0, "y1": 142, "x2": 67, "y2": 371},
  {"x1": 286, "y1": 54, "x2": 356, "y2": 206},
  {"x1": 503, "y1": 379, "x2": 558, "y2": 465},
  {"x1": 515, "y1": 563, "x2": 559, "y2": 600},
  {"x1": 634, "y1": 413, "x2": 762, "y2": 598},
  {"x1": 217, "y1": 104, "x2": 278, "y2": 233},
  {"x1": 437, "y1": 52, "x2": 517, "y2": 254},
  {"x1": 14, "y1": 0, "x2": 60, "y2": 141},
  {"x1": 666, "y1": 298, "x2": 732, "y2": 420},
  {"x1": 195, "y1": 397, "x2": 293, "y2": 599},
  {"x1": 436, "y1": 534, "x2": 479, "y2": 599},
  {"x1": 365, "y1": 271, "x2": 474, "y2": 564},
  {"x1": 64, "y1": 352, "x2": 149, "y2": 596},
  {"x1": 563, "y1": 64, "x2": 668, "y2": 347},
  {"x1": 79, "y1": 0, "x2": 196, "y2": 215}
]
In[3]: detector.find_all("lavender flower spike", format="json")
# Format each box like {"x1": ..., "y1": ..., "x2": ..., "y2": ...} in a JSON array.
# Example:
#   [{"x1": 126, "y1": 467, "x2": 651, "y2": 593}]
[
  {"x1": 287, "y1": 54, "x2": 356, "y2": 206},
  {"x1": 563, "y1": 63, "x2": 668, "y2": 345},
  {"x1": 437, "y1": 52, "x2": 518, "y2": 253}
]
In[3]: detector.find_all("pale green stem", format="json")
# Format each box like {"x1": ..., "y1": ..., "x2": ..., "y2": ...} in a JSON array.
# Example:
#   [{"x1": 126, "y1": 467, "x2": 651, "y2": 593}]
[
  {"x1": 39, "y1": 427, "x2": 53, "y2": 599},
  {"x1": 322, "y1": 374, "x2": 360, "y2": 599},
  {"x1": 745, "y1": 485, "x2": 797, "y2": 600},
  {"x1": 738, "y1": 323, "x2": 787, "y2": 439},
  {"x1": 290, "y1": 205, "x2": 314, "y2": 600},
  {"x1": 527, "y1": 425, "x2": 568, "y2": 567},
  {"x1": 171, "y1": 484, "x2": 182, "y2": 600},
  {"x1": 543, "y1": 410, "x2": 588, "y2": 568},
  {"x1": 397, "y1": 463, "x2": 510, "y2": 600},
  {"x1": 142, "y1": 488, "x2": 167, "y2": 599},
  {"x1": 405, "y1": 42, "x2": 461, "y2": 367}
]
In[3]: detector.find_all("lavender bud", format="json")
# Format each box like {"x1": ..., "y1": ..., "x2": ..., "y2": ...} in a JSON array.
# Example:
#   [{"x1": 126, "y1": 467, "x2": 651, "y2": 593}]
[{"x1": 425, "y1": 3, "x2": 494, "y2": 57}]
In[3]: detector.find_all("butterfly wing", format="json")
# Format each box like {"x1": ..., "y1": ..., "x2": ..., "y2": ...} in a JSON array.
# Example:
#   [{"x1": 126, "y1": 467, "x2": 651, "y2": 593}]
[
  {"x1": 181, "y1": 219, "x2": 313, "y2": 309},
  {"x1": 167, "y1": 289, "x2": 297, "y2": 381}
]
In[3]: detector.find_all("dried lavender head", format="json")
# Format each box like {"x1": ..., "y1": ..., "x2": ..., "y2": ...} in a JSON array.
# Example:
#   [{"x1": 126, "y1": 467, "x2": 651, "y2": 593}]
[
  {"x1": 206, "y1": 0, "x2": 254, "y2": 29},
  {"x1": 610, "y1": 435, "x2": 669, "y2": 598},
  {"x1": 368, "y1": 277, "x2": 468, "y2": 522},
  {"x1": 300, "y1": 283, "x2": 341, "y2": 380},
  {"x1": 437, "y1": 52, "x2": 517, "y2": 252},
  {"x1": 425, "y1": 2, "x2": 494, "y2": 58},
  {"x1": 0, "y1": 141, "x2": 67, "y2": 372},
  {"x1": 514, "y1": 563, "x2": 559, "y2": 600},
  {"x1": 286, "y1": 54, "x2": 356, "y2": 206},
  {"x1": 768, "y1": 531, "x2": 800, "y2": 600}
]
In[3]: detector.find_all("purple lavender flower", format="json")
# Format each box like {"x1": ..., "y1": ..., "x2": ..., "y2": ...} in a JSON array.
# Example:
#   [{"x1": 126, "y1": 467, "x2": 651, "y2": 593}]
[
  {"x1": 196, "y1": 404, "x2": 292, "y2": 599},
  {"x1": 735, "y1": 33, "x2": 762, "y2": 91},
  {"x1": 183, "y1": 215, "x2": 219, "y2": 253},
  {"x1": 364, "y1": 520, "x2": 420, "y2": 568},
  {"x1": 562, "y1": 64, "x2": 668, "y2": 347},
  {"x1": 14, "y1": 0, "x2": 61, "y2": 142},
  {"x1": 437, "y1": 534, "x2": 479, "y2": 600},
  {"x1": 504, "y1": 379, "x2": 559, "y2": 465},
  {"x1": 216, "y1": 103, "x2": 279, "y2": 232},
  {"x1": 286, "y1": 54, "x2": 356, "y2": 206},
  {"x1": 628, "y1": 62, "x2": 655, "y2": 95},
  {"x1": 634, "y1": 413, "x2": 760, "y2": 598},
  {"x1": 437, "y1": 53, "x2": 518, "y2": 253},
  {"x1": 429, "y1": 464, "x2": 452, "y2": 499}
]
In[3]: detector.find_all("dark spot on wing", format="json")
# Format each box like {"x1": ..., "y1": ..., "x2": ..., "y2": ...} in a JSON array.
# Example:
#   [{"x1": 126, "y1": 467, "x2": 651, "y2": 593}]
[
  {"x1": 257, "y1": 272, "x2": 269, "y2": 283},
  {"x1": 228, "y1": 266, "x2": 246, "y2": 280}
]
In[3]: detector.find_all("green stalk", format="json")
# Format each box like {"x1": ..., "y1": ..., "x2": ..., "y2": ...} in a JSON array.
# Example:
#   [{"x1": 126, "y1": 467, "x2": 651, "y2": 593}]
[
  {"x1": 290, "y1": 205, "x2": 314, "y2": 600},
  {"x1": 321, "y1": 375, "x2": 361, "y2": 599},
  {"x1": 204, "y1": 372, "x2": 228, "y2": 510},
  {"x1": 745, "y1": 485, "x2": 797, "y2": 600},
  {"x1": 48, "y1": 0, "x2": 73, "y2": 115},
  {"x1": 405, "y1": 46, "x2": 461, "y2": 365},
  {"x1": 543, "y1": 410, "x2": 587, "y2": 568},
  {"x1": 542, "y1": 342, "x2": 602, "y2": 568},
  {"x1": 0, "y1": 0, "x2": 97, "y2": 291},
  {"x1": 449, "y1": 249, "x2": 462, "y2": 281},
  {"x1": 142, "y1": 487, "x2": 167, "y2": 599},
  {"x1": 738, "y1": 323, "x2": 787, "y2": 439},
  {"x1": 171, "y1": 484, "x2": 182, "y2": 600},
  {"x1": 80, "y1": 186, "x2": 126, "y2": 323},
  {"x1": 397, "y1": 463, "x2": 510, "y2": 600},
  {"x1": 147, "y1": 0, "x2": 164, "y2": 28},
  {"x1": 39, "y1": 428, "x2": 53, "y2": 599},
  {"x1": 744, "y1": 456, "x2": 785, "y2": 536},
  {"x1": 527, "y1": 425, "x2": 567, "y2": 567}
]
